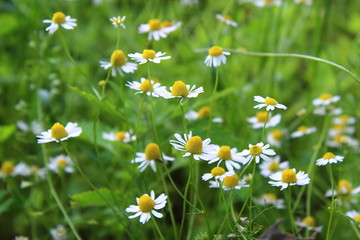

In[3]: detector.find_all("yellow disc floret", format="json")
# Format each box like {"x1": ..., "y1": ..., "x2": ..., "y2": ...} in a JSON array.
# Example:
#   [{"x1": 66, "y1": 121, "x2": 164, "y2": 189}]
[
  {"x1": 171, "y1": 81, "x2": 189, "y2": 97},
  {"x1": 297, "y1": 126, "x2": 309, "y2": 132},
  {"x1": 223, "y1": 15, "x2": 232, "y2": 21},
  {"x1": 319, "y1": 93, "x2": 332, "y2": 100},
  {"x1": 138, "y1": 195, "x2": 155, "y2": 212},
  {"x1": 354, "y1": 215, "x2": 360, "y2": 222},
  {"x1": 211, "y1": 167, "x2": 225, "y2": 177},
  {"x1": 337, "y1": 179, "x2": 352, "y2": 195},
  {"x1": 115, "y1": 131, "x2": 126, "y2": 141},
  {"x1": 110, "y1": 50, "x2": 127, "y2": 67},
  {"x1": 264, "y1": 97, "x2": 277, "y2": 105},
  {"x1": 139, "y1": 80, "x2": 153, "y2": 92},
  {"x1": 256, "y1": 111, "x2": 268, "y2": 123},
  {"x1": 51, "y1": 123, "x2": 68, "y2": 140},
  {"x1": 223, "y1": 174, "x2": 239, "y2": 188},
  {"x1": 198, "y1": 106, "x2": 211, "y2": 118},
  {"x1": 185, "y1": 136, "x2": 203, "y2": 154},
  {"x1": 268, "y1": 161, "x2": 280, "y2": 172},
  {"x1": 148, "y1": 19, "x2": 161, "y2": 31},
  {"x1": 52, "y1": 12, "x2": 66, "y2": 24},
  {"x1": 145, "y1": 143, "x2": 161, "y2": 160},
  {"x1": 57, "y1": 158, "x2": 68, "y2": 168},
  {"x1": 264, "y1": 193, "x2": 276, "y2": 201},
  {"x1": 322, "y1": 152, "x2": 335, "y2": 160},
  {"x1": 208, "y1": 46, "x2": 223, "y2": 57},
  {"x1": 302, "y1": 216, "x2": 316, "y2": 227},
  {"x1": 1, "y1": 161, "x2": 14, "y2": 176},
  {"x1": 281, "y1": 169, "x2": 297, "y2": 183},
  {"x1": 249, "y1": 145, "x2": 262, "y2": 156},
  {"x1": 161, "y1": 20, "x2": 172, "y2": 28},
  {"x1": 142, "y1": 49, "x2": 156, "y2": 59},
  {"x1": 271, "y1": 129, "x2": 284, "y2": 140},
  {"x1": 217, "y1": 146, "x2": 232, "y2": 160}
]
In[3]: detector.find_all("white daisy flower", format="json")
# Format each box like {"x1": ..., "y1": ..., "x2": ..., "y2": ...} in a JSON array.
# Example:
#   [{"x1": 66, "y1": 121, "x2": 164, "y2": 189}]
[
  {"x1": 296, "y1": 216, "x2": 323, "y2": 232},
  {"x1": 43, "y1": 12, "x2": 77, "y2": 34},
  {"x1": 125, "y1": 78, "x2": 161, "y2": 97},
  {"x1": 294, "y1": 0, "x2": 312, "y2": 5},
  {"x1": 155, "y1": 80, "x2": 204, "y2": 105},
  {"x1": 313, "y1": 105, "x2": 342, "y2": 116},
  {"x1": 0, "y1": 161, "x2": 15, "y2": 178},
  {"x1": 253, "y1": 96, "x2": 287, "y2": 111},
  {"x1": 160, "y1": 20, "x2": 182, "y2": 34},
  {"x1": 50, "y1": 225, "x2": 67, "y2": 240},
  {"x1": 240, "y1": 142, "x2": 276, "y2": 164},
  {"x1": 254, "y1": 193, "x2": 285, "y2": 209},
  {"x1": 216, "y1": 14, "x2": 238, "y2": 27},
  {"x1": 48, "y1": 155, "x2": 74, "y2": 174},
  {"x1": 37, "y1": 122, "x2": 82, "y2": 144},
  {"x1": 259, "y1": 156, "x2": 289, "y2": 178},
  {"x1": 312, "y1": 93, "x2": 340, "y2": 106},
  {"x1": 210, "y1": 173, "x2": 250, "y2": 191},
  {"x1": 169, "y1": 131, "x2": 216, "y2": 161},
  {"x1": 290, "y1": 125, "x2": 316, "y2": 138},
  {"x1": 247, "y1": 111, "x2": 281, "y2": 129},
  {"x1": 269, "y1": 168, "x2": 310, "y2": 190},
  {"x1": 31, "y1": 165, "x2": 47, "y2": 179},
  {"x1": 328, "y1": 124, "x2": 355, "y2": 137},
  {"x1": 138, "y1": 19, "x2": 169, "y2": 41},
  {"x1": 204, "y1": 46, "x2": 230, "y2": 68},
  {"x1": 14, "y1": 236, "x2": 29, "y2": 240},
  {"x1": 316, "y1": 152, "x2": 344, "y2": 166},
  {"x1": 13, "y1": 163, "x2": 32, "y2": 177},
  {"x1": 128, "y1": 49, "x2": 171, "y2": 65},
  {"x1": 202, "y1": 166, "x2": 228, "y2": 181},
  {"x1": 110, "y1": 16, "x2": 126, "y2": 28},
  {"x1": 126, "y1": 190, "x2": 167, "y2": 224},
  {"x1": 102, "y1": 130, "x2": 136, "y2": 143},
  {"x1": 185, "y1": 106, "x2": 223, "y2": 123},
  {"x1": 325, "y1": 179, "x2": 360, "y2": 200},
  {"x1": 333, "y1": 114, "x2": 356, "y2": 125},
  {"x1": 100, "y1": 49, "x2": 137, "y2": 77},
  {"x1": 131, "y1": 143, "x2": 174, "y2": 172},
  {"x1": 207, "y1": 145, "x2": 245, "y2": 172},
  {"x1": 346, "y1": 210, "x2": 360, "y2": 226},
  {"x1": 253, "y1": 0, "x2": 282, "y2": 7},
  {"x1": 327, "y1": 134, "x2": 359, "y2": 149},
  {"x1": 267, "y1": 129, "x2": 286, "y2": 148}
]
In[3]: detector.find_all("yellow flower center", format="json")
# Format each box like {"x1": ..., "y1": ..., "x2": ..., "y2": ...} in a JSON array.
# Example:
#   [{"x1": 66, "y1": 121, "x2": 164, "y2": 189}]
[
  {"x1": 333, "y1": 134, "x2": 345, "y2": 144},
  {"x1": 264, "y1": 0, "x2": 274, "y2": 3},
  {"x1": 211, "y1": 167, "x2": 225, "y2": 177},
  {"x1": 185, "y1": 136, "x2": 203, "y2": 154},
  {"x1": 113, "y1": 17, "x2": 124, "y2": 24},
  {"x1": 319, "y1": 93, "x2": 333, "y2": 100},
  {"x1": 52, "y1": 12, "x2": 66, "y2": 24},
  {"x1": 138, "y1": 195, "x2": 155, "y2": 212},
  {"x1": 281, "y1": 169, "x2": 297, "y2": 183},
  {"x1": 339, "y1": 115, "x2": 350, "y2": 122},
  {"x1": 51, "y1": 123, "x2": 68, "y2": 140},
  {"x1": 223, "y1": 174, "x2": 239, "y2": 188},
  {"x1": 139, "y1": 80, "x2": 153, "y2": 92},
  {"x1": 217, "y1": 146, "x2": 232, "y2": 160},
  {"x1": 223, "y1": 15, "x2": 232, "y2": 21},
  {"x1": 264, "y1": 193, "x2": 276, "y2": 201},
  {"x1": 337, "y1": 179, "x2": 352, "y2": 195},
  {"x1": 271, "y1": 129, "x2": 284, "y2": 140},
  {"x1": 171, "y1": 81, "x2": 189, "y2": 97},
  {"x1": 302, "y1": 216, "x2": 316, "y2": 227},
  {"x1": 1, "y1": 162, "x2": 14, "y2": 176},
  {"x1": 145, "y1": 143, "x2": 161, "y2": 160},
  {"x1": 322, "y1": 152, "x2": 335, "y2": 160},
  {"x1": 333, "y1": 124, "x2": 345, "y2": 131},
  {"x1": 110, "y1": 50, "x2": 127, "y2": 67},
  {"x1": 256, "y1": 111, "x2": 268, "y2": 123},
  {"x1": 268, "y1": 161, "x2": 280, "y2": 172},
  {"x1": 161, "y1": 20, "x2": 172, "y2": 28},
  {"x1": 115, "y1": 131, "x2": 126, "y2": 141},
  {"x1": 198, "y1": 106, "x2": 211, "y2": 118},
  {"x1": 264, "y1": 97, "x2": 277, "y2": 105},
  {"x1": 142, "y1": 49, "x2": 156, "y2": 59},
  {"x1": 354, "y1": 215, "x2": 360, "y2": 222},
  {"x1": 208, "y1": 46, "x2": 223, "y2": 57},
  {"x1": 297, "y1": 126, "x2": 309, "y2": 132},
  {"x1": 57, "y1": 158, "x2": 68, "y2": 168},
  {"x1": 148, "y1": 19, "x2": 161, "y2": 31},
  {"x1": 249, "y1": 145, "x2": 262, "y2": 156}
]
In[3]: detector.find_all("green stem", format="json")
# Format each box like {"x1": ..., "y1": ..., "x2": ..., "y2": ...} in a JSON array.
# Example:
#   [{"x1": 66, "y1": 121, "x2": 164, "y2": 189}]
[
  {"x1": 152, "y1": 217, "x2": 165, "y2": 240},
  {"x1": 350, "y1": 222, "x2": 360, "y2": 239},
  {"x1": 260, "y1": 112, "x2": 270, "y2": 142},
  {"x1": 180, "y1": 103, "x2": 188, "y2": 135},
  {"x1": 207, "y1": 68, "x2": 219, "y2": 137},
  {"x1": 286, "y1": 188, "x2": 296, "y2": 239},
  {"x1": 115, "y1": 26, "x2": 121, "y2": 49},
  {"x1": 248, "y1": 160, "x2": 257, "y2": 231},
  {"x1": 326, "y1": 164, "x2": 335, "y2": 240}
]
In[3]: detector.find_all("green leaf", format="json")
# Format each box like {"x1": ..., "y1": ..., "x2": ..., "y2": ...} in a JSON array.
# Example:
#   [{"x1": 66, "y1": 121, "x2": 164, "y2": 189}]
[
  {"x1": 0, "y1": 124, "x2": 16, "y2": 143},
  {"x1": 70, "y1": 188, "x2": 117, "y2": 207}
]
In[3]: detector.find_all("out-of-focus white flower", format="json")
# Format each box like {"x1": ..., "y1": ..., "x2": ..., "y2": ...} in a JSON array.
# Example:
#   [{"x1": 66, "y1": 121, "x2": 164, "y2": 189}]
[
  {"x1": 216, "y1": 14, "x2": 238, "y2": 27},
  {"x1": 50, "y1": 225, "x2": 67, "y2": 240}
]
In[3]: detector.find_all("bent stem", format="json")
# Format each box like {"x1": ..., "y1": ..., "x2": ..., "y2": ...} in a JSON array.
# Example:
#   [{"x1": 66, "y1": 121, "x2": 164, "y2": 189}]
[{"x1": 326, "y1": 164, "x2": 336, "y2": 240}]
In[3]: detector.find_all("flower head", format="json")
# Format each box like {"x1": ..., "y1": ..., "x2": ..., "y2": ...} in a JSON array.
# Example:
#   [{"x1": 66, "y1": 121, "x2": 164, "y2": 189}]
[
  {"x1": 247, "y1": 112, "x2": 281, "y2": 129},
  {"x1": 100, "y1": 49, "x2": 137, "y2": 76},
  {"x1": 110, "y1": 16, "x2": 126, "y2": 28},
  {"x1": 316, "y1": 152, "x2": 344, "y2": 166},
  {"x1": 43, "y1": 12, "x2": 77, "y2": 34},
  {"x1": 290, "y1": 125, "x2": 316, "y2": 138},
  {"x1": 240, "y1": 142, "x2": 276, "y2": 164},
  {"x1": 296, "y1": 216, "x2": 323, "y2": 232},
  {"x1": 209, "y1": 173, "x2": 250, "y2": 191},
  {"x1": 126, "y1": 78, "x2": 161, "y2": 97},
  {"x1": 185, "y1": 107, "x2": 223, "y2": 123},
  {"x1": 156, "y1": 81, "x2": 204, "y2": 105},
  {"x1": 48, "y1": 155, "x2": 74, "y2": 174},
  {"x1": 253, "y1": 96, "x2": 287, "y2": 111},
  {"x1": 161, "y1": 20, "x2": 182, "y2": 34},
  {"x1": 0, "y1": 161, "x2": 15, "y2": 178},
  {"x1": 253, "y1": 0, "x2": 282, "y2": 7},
  {"x1": 346, "y1": 210, "x2": 360, "y2": 226},
  {"x1": 138, "y1": 19, "x2": 179, "y2": 41},
  {"x1": 254, "y1": 193, "x2": 285, "y2": 209},
  {"x1": 267, "y1": 129, "x2": 285, "y2": 147},
  {"x1": 294, "y1": 0, "x2": 313, "y2": 5},
  {"x1": 259, "y1": 156, "x2": 289, "y2": 178},
  {"x1": 207, "y1": 145, "x2": 245, "y2": 171},
  {"x1": 269, "y1": 168, "x2": 310, "y2": 190},
  {"x1": 131, "y1": 143, "x2": 174, "y2": 172},
  {"x1": 216, "y1": 14, "x2": 238, "y2": 27},
  {"x1": 312, "y1": 93, "x2": 340, "y2": 106},
  {"x1": 50, "y1": 225, "x2": 67, "y2": 240},
  {"x1": 204, "y1": 46, "x2": 230, "y2": 67},
  {"x1": 202, "y1": 166, "x2": 227, "y2": 181},
  {"x1": 333, "y1": 114, "x2": 356, "y2": 125},
  {"x1": 126, "y1": 191, "x2": 167, "y2": 224},
  {"x1": 102, "y1": 130, "x2": 136, "y2": 143},
  {"x1": 128, "y1": 49, "x2": 171, "y2": 65},
  {"x1": 37, "y1": 122, "x2": 82, "y2": 143}
]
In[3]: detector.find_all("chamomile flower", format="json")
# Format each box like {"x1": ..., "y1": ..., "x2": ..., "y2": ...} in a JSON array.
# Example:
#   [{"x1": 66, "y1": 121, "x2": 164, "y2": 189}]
[
  {"x1": 254, "y1": 193, "x2": 285, "y2": 209},
  {"x1": 0, "y1": 161, "x2": 15, "y2": 178},
  {"x1": 138, "y1": 19, "x2": 169, "y2": 41},
  {"x1": 110, "y1": 16, "x2": 126, "y2": 28},
  {"x1": 313, "y1": 105, "x2": 342, "y2": 116},
  {"x1": 126, "y1": 191, "x2": 167, "y2": 224},
  {"x1": 253, "y1": 0, "x2": 282, "y2": 7},
  {"x1": 155, "y1": 81, "x2": 204, "y2": 105},
  {"x1": 202, "y1": 166, "x2": 227, "y2": 181},
  {"x1": 48, "y1": 155, "x2": 74, "y2": 174},
  {"x1": 333, "y1": 115, "x2": 356, "y2": 125},
  {"x1": 290, "y1": 125, "x2": 316, "y2": 138},
  {"x1": 50, "y1": 225, "x2": 67, "y2": 240},
  {"x1": 128, "y1": 49, "x2": 171, "y2": 65},
  {"x1": 346, "y1": 211, "x2": 360, "y2": 226},
  {"x1": 325, "y1": 179, "x2": 360, "y2": 201},
  {"x1": 216, "y1": 14, "x2": 238, "y2": 27},
  {"x1": 13, "y1": 163, "x2": 32, "y2": 177},
  {"x1": 327, "y1": 134, "x2": 359, "y2": 149},
  {"x1": 294, "y1": 0, "x2": 312, "y2": 4},
  {"x1": 316, "y1": 152, "x2": 344, "y2": 166},
  {"x1": 267, "y1": 129, "x2": 286, "y2": 148},
  {"x1": 247, "y1": 111, "x2": 281, "y2": 129},
  {"x1": 312, "y1": 93, "x2": 340, "y2": 106},
  {"x1": 185, "y1": 107, "x2": 223, "y2": 123},
  {"x1": 259, "y1": 156, "x2": 289, "y2": 178},
  {"x1": 269, "y1": 168, "x2": 310, "y2": 190},
  {"x1": 207, "y1": 145, "x2": 245, "y2": 171},
  {"x1": 240, "y1": 142, "x2": 276, "y2": 164},
  {"x1": 161, "y1": 20, "x2": 182, "y2": 34},
  {"x1": 37, "y1": 122, "x2": 82, "y2": 144},
  {"x1": 169, "y1": 131, "x2": 215, "y2": 161},
  {"x1": 126, "y1": 78, "x2": 161, "y2": 97},
  {"x1": 131, "y1": 143, "x2": 174, "y2": 172},
  {"x1": 210, "y1": 173, "x2": 249, "y2": 191},
  {"x1": 31, "y1": 166, "x2": 47, "y2": 179},
  {"x1": 253, "y1": 96, "x2": 287, "y2": 111},
  {"x1": 296, "y1": 216, "x2": 323, "y2": 232},
  {"x1": 328, "y1": 124, "x2": 355, "y2": 137},
  {"x1": 100, "y1": 49, "x2": 137, "y2": 77},
  {"x1": 43, "y1": 12, "x2": 77, "y2": 34},
  {"x1": 102, "y1": 130, "x2": 136, "y2": 143},
  {"x1": 204, "y1": 46, "x2": 230, "y2": 68},
  {"x1": 14, "y1": 236, "x2": 29, "y2": 240}
]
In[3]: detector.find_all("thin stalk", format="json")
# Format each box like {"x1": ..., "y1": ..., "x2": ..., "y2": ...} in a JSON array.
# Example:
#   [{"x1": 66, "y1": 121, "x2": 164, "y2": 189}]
[
  {"x1": 152, "y1": 217, "x2": 165, "y2": 240},
  {"x1": 207, "y1": 68, "x2": 219, "y2": 137},
  {"x1": 285, "y1": 188, "x2": 296, "y2": 240},
  {"x1": 115, "y1": 26, "x2": 121, "y2": 49},
  {"x1": 248, "y1": 160, "x2": 257, "y2": 231},
  {"x1": 350, "y1": 222, "x2": 360, "y2": 239},
  {"x1": 218, "y1": 188, "x2": 234, "y2": 234},
  {"x1": 260, "y1": 112, "x2": 269, "y2": 142},
  {"x1": 186, "y1": 162, "x2": 201, "y2": 240},
  {"x1": 180, "y1": 103, "x2": 188, "y2": 135},
  {"x1": 326, "y1": 164, "x2": 336, "y2": 240}
]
